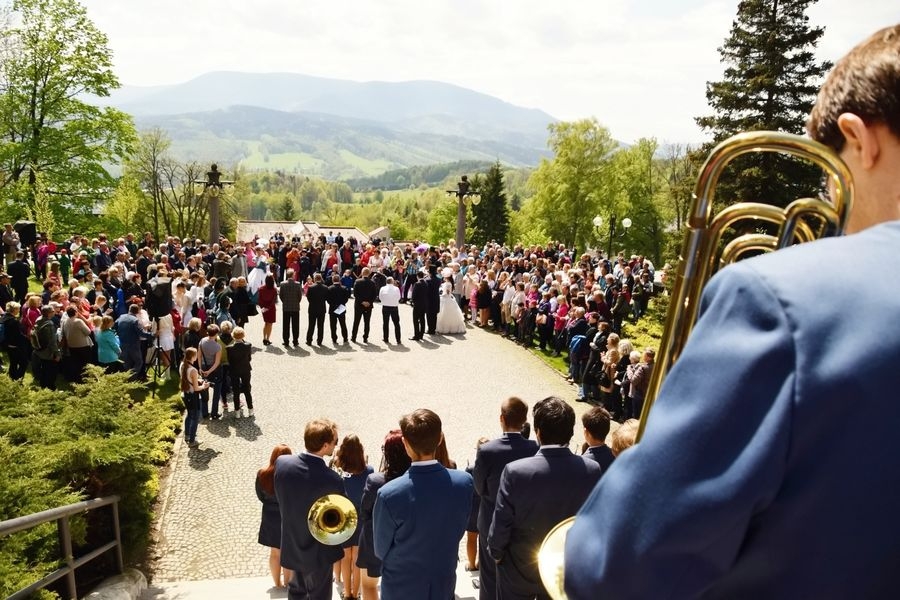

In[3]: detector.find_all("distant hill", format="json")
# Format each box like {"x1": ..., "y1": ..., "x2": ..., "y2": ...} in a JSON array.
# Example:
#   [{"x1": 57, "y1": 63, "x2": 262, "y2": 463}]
[
  {"x1": 103, "y1": 72, "x2": 556, "y2": 179},
  {"x1": 344, "y1": 160, "x2": 495, "y2": 191}
]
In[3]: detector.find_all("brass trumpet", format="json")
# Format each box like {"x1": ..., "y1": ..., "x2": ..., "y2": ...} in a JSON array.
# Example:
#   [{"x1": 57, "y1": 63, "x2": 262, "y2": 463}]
[
  {"x1": 308, "y1": 493, "x2": 358, "y2": 546},
  {"x1": 537, "y1": 131, "x2": 854, "y2": 600}
]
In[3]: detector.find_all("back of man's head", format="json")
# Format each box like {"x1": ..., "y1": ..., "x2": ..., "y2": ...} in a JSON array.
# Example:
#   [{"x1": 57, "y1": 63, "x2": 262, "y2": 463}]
[
  {"x1": 582, "y1": 407, "x2": 612, "y2": 443},
  {"x1": 533, "y1": 396, "x2": 575, "y2": 446},
  {"x1": 501, "y1": 396, "x2": 529, "y2": 430},
  {"x1": 808, "y1": 24, "x2": 900, "y2": 152},
  {"x1": 399, "y1": 408, "x2": 442, "y2": 457},
  {"x1": 304, "y1": 419, "x2": 337, "y2": 453}
]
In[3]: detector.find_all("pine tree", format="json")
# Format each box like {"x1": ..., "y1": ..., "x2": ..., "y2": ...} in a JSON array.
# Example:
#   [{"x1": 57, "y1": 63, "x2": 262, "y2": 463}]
[
  {"x1": 278, "y1": 194, "x2": 296, "y2": 221},
  {"x1": 696, "y1": 0, "x2": 830, "y2": 208},
  {"x1": 471, "y1": 162, "x2": 510, "y2": 246}
]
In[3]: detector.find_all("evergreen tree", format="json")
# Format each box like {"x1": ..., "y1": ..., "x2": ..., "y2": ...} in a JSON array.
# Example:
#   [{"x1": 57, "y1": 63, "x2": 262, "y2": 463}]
[
  {"x1": 696, "y1": 0, "x2": 830, "y2": 208},
  {"x1": 471, "y1": 161, "x2": 510, "y2": 245},
  {"x1": 278, "y1": 194, "x2": 296, "y2": 221}
]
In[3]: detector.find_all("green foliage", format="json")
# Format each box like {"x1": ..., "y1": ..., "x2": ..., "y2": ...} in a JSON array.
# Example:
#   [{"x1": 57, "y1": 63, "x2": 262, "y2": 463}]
[
  {"x1": 471, "y1": 161, "x2": 510, "y2": 245},
  {"x1": 25, "y1": 171, "x2": 57, "y2": 240},
  {"x1": 0, "y1": 0, "x2": 136, "y2": 219},
  {"x1": 623, "y1": 292, "x2": 669, "y2": 352},
  {"x1": 277, "y1": 195, "x2": 296, "y2": 221},
  {"x1": 695, "y1": 0, "x2": 829, "y2": 208},
  {"x1": 528, "y1": 119, "x2": 619, "y2": 251},
  {"x1": 425, "y1": 198, "x2": 467, "y2": 246},
  {"x1": 345, "y1": 160, "x2": 494, "y2": 191},
  {"x1": 0, "y1": 368, "x2": 179, "y2": 596}
]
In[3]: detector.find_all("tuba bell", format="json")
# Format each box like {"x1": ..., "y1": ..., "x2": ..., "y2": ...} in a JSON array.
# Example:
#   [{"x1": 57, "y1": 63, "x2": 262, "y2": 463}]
[
  {"x1": 537, "y1": 130, "x2": 854, "y2": 600},
  {"x1": 307, "y1": 493, "x2": 358, "y2": 546}
]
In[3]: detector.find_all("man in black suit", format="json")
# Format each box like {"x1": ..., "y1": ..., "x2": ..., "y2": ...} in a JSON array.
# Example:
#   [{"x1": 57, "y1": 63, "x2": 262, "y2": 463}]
[
  {"x1": 351, "y1": 267, "x2": 377, "y2": 343},
  {"x1": 305, "y1": 272, "x2": 328, "y2": 346},
  {"x1": 0, "y1": 273, "x2": 14, "y2": 309},
  {"x1": 326, "y1": 274, "x2": 350, "y2": 344},
  {"x1": 425, "y1": 263, "x2": 441, "y2": 334},
  {"x1": 275, "y1": 419, "x2": 344, "y2": 600},
  {"x1": 409, "y1": 271, "x2": 429, "y2": 341},
  {"x1": 581, "y1": 406, "x2": 615, "y2": 475},
  {"x1": 473, "y1": 397, "x2": 539, "y2": 600},
  {"x1": 488, "y1": 396, "x2": 601, "y2": 599},
  {"x1": 7, "y1": 251, "x2": 30, "y2": 304}
]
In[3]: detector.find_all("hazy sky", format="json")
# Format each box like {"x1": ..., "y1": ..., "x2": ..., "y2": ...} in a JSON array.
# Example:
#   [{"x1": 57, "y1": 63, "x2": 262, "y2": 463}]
[{"x1": 80, "y1": 0, "x2": 898, "y2": 144}]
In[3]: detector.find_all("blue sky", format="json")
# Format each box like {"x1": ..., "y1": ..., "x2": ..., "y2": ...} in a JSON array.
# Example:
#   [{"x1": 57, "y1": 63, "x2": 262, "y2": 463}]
[{"x1": 81, "y1": 0, "x2": 898, "y2": 144}]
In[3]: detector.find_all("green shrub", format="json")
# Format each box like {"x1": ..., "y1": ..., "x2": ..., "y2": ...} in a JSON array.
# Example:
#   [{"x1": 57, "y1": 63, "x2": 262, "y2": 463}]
[{"x1": 0, "y1": 367, "x2": 179, "y2": 598}]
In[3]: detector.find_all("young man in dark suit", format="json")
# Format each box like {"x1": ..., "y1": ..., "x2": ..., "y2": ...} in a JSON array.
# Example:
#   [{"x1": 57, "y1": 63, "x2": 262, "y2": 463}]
[
  {"x1": 326, "y1": 273, "x2": 350, "y2": 344},
  {"x1": 409, "y1": 271, "x2": 429, "y2": 340},
  {"x1": 374, "y1": 409, "x2": 473, "y2": 600},
  {"x1": 351, "y1": 267, "x2": 377, "y2": 343},
  {"x1": 488, "y1": 396, "x2": 601, "y2": 599},
  {"x1": 581, "y1": 406, "x2": 615, "y2": 474},
  {"x1": 473, "y1": 396, "x2": 539, "y2": 600},
  {"x1": 274, "y1": 419, "x2": 344, "y2": 600},
  {"x1": 304, "y1": 272, "x2": 328, "y2": 346}
]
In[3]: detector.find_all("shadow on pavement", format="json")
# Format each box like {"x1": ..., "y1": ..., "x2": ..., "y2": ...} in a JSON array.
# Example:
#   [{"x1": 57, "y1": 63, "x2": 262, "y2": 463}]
[
  {"x1": 358, "y1": 343, "x2": 387, "y2": 353},
  {"x1": 386, "y1": 344, "x2": 411, "y2": 353},
  {"x1": 236, "y1": 417, "x2": 263, "y2": 441},
  {"x1": 311, "y1": 345, "x2": 337, "y2": 356},
  {"x1": 187, "y1": 446, "x2": 221, "y2": 471}
]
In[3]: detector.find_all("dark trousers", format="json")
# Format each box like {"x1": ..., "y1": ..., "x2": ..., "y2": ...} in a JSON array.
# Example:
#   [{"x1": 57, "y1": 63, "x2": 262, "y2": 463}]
[
  {"x1": 231, "y1": 369, "x2": 253, "y2": 410},
  {"x1": 5, "y1": 347, "x2": 27, "y2": 380},
  {"x1": 351, "y1": 304, "x2": 371, "y2": 340},
  {"x1": 288, "y1": 565, "x2": 332, "y2": 600},
  {"x1": 32, "y1": 355, "x2": 58, "y2": 390},
  {"x1": 306, "y1": 311, "x2": 325, "y2": 344},
  {"x1": 479, "y1": 535, "x2": 499, "y2": 600},
  {"x1": 382, "y1": 306, "x2": 400, "y2": 342},
  {"x1": 329, "y1": 312, "x2": 348, "y2": 342},
  {"x1": 283, "y1": 310, "x2": 300, "y2": 344},
  {"x1": 426, "y1": 310, "x2": 438, "y2": 334},
  {"x1": 412, "y1": 308, "x2": 426, "y2": 339},
  {"x1": 401, "y1": 274, "x2": 415, "y2": 300}
]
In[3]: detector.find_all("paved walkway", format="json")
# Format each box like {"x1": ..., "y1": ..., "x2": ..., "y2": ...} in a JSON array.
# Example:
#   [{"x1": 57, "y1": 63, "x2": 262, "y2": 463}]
[{"x1": 147, "y1": 303, "x2": 584, "y2": 597}]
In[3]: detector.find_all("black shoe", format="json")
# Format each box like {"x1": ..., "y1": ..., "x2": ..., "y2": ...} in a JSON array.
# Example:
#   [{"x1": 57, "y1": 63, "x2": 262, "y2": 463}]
[
  {"x1": 343, "y1": 338, "x2": 349, "y2": 344},
  {"x1": 351, "y1": 337, "x2": 357, "y2": 343},
  {"x1": 306, "y1": 339, "x2": 312, "y2": 345},
  {"x1": 282, "y1": 341, "x2": 290, "y2": 347},
  {"x1": 409, "y1": 336, "x2": 420, "y2": 341},
  {"x1": 332, "y1": 338, "x2": 338, "y2": 344},
  {"x1": 363, "y1": 337, "x2": 368, "y2": 343},
  {"x1": 293, "y1": 341, "x2": 299, "y2": 347},
  {"x1": 383, "y1": 337, "x2": 389, "y2": 343}
]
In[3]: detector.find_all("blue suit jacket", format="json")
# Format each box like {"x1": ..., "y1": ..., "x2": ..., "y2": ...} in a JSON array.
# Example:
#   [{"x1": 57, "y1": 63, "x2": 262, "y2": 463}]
[
  {"x1": 374, "y1": 462, "x2": 473, "y2": 600},
  {"x1": 274, "y1": 453, "x2": 344, "y2": 573},
  {"x1": 472, "y1": 432, "x2": 539, "y2": 536},
  {"x1": 565, "y1": 220, "x2": 900, "y2": 599},
  {"x1": 583, "y1": 445, "x2": 615, "y2": 475},
  {"x1": 488, "y1": 447, "x2": 601, "y2": 597}
]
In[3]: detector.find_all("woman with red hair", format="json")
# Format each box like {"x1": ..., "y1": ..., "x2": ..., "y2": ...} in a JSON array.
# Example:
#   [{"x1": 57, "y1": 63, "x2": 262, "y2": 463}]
[{"x1": 256, "y1": 443, "x2": 294, "y2": 589}]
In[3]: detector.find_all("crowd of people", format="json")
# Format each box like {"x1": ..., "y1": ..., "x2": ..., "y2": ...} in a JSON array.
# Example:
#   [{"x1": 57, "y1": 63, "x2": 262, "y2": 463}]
[{"x1": 254, "y1": 397, "x2": 639, "y2": 600}]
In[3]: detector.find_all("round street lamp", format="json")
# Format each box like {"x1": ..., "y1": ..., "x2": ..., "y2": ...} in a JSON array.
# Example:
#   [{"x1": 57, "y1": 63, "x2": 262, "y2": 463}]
[{"x1": 594, "y1": 214, "x2": 631, "y2": 258}]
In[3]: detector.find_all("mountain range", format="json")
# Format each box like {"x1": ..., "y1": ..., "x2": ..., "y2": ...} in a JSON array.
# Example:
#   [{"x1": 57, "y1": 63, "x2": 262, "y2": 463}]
[{"x1": 104, "y1": 72, "x2": 557, "y2": 180}]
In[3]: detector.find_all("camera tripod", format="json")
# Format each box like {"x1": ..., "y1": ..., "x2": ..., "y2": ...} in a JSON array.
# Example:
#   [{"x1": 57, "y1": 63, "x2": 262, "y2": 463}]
[{"x1": 145, "y1": 317, "x2": 171, "y2": 397}]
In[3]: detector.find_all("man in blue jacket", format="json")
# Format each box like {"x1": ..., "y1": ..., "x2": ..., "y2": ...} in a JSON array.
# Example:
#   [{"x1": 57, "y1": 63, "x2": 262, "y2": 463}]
[
  {"x1": 565, "y1": 25, "x2": 900, "y2": 600},
  {"x1": 374, "y1": 408, "x2": 473, "y2": 600}
]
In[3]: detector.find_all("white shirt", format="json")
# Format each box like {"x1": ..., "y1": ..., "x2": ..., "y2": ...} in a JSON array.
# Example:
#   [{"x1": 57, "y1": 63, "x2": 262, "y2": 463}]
[{"x1": 379, "y1": 284, "x2": 401, "y2": 307}]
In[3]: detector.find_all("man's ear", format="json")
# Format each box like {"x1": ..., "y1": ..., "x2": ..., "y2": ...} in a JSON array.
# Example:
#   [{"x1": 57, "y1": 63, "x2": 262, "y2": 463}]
[{"x1": 837, "y1": 113, "x2": 880, "y2": 169}]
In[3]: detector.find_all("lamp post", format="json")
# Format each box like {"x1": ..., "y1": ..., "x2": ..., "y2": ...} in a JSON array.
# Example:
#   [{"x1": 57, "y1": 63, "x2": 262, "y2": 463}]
[
  {"x1": 593, "y1": 214, "x2": 632, "y2": 258},
  {"x1": 447, "y1": 175, "x2": 480, "y2": 249},
  {"x1": 196, "y1": 164, "x2": 233, "y2": 245}
]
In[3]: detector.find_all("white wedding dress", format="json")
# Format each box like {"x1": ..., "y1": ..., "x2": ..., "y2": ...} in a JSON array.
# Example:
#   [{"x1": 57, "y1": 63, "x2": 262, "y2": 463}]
[{"x1": 436, "y1": 281, "x2": 467, "y2": 334}]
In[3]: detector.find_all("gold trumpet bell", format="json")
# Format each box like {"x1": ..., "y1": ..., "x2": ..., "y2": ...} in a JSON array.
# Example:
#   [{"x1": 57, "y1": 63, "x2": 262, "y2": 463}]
[
  {"x1": 537, "y1": 517, "x2": 575, "y2": 600},
  {"x1": 307, "y1": 494, "x2": 358, "y2": 545}
]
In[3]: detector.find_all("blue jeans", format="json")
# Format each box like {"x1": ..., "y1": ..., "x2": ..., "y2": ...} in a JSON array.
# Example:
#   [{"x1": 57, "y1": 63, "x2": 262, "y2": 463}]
[{"x1": 184, "y1": 408, "x2": 200, "y2": 443}]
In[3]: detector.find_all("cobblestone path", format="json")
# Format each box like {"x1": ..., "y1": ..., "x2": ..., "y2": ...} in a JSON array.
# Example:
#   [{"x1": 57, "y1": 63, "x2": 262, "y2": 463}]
[{"x1": 150, "y1": 303, "x2": 582, "y2": 583}]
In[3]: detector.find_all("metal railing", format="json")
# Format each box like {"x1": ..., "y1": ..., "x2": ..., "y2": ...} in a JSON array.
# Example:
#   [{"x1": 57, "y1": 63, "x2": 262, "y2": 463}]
[{"x1": 0, "y1": 495, "x2": 124, "y2": 600}]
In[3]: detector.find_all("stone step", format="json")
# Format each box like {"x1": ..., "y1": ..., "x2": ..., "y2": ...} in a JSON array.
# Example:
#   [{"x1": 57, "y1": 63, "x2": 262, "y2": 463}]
[{"x1": 142, "y1": 570, "x2": 480, "y2": 599}]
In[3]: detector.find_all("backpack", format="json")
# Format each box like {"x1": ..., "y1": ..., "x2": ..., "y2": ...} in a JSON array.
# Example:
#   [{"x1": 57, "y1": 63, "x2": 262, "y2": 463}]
[
  {"x1": 569, "y1": 334, "x2": 588, "y2": 360},
  {"x1": 30, "y1": 322, "x2": 45, "y2": 351}
]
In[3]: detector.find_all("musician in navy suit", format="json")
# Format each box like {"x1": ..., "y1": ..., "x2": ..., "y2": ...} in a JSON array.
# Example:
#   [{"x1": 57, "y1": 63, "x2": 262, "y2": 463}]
[
  {"x1": 565, "y1": 26, "x2": 900, "y2": 600},
  {"x1": 374, "y1": 408, "x2": 473, "y2": 600},
  {"x1": 488, "y1": 396, "x2": 601, "y2": 599},
  {"x1": 274, "y1": 419, "x2": 344, "y2": 600},
  {"x1": 473, "y1": 397, "x2": 539, "y2": 600},
  {"x1": 580, "y1": 406, "x2": 615, "y2": 474}
]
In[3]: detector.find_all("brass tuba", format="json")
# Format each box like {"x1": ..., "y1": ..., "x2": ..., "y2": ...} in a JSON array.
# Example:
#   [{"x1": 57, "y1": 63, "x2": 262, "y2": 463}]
[
  {"x1": 307, "y1": 493, "x2": 358, "y2": 545},
  {"x1": 538, "y1": 131, "x2": 854, "y2": 600}
]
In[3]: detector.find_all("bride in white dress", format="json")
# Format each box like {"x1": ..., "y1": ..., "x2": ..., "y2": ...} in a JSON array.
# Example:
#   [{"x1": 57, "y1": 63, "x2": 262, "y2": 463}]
[{"x1": 436, "y1": 272, "x2": 467, "y2": 335}]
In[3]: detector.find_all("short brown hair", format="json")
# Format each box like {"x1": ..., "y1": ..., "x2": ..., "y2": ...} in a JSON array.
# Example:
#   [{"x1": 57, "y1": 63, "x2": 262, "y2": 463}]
[
  {"x1": 808, "y1": 25, "x2": 900, "y2": 152},
  {"x1": 399, "y1": 409, "x2": 442, "y2": 456},
  {"x1": 501, "y1": 396, "x2": 529, "y2": 429},
  {"x1": 304, "y1": 419, "x2": 337, "y2": 453},
  {"x1": 582, "y1": 406, "x2": 612, "y2": 441}
]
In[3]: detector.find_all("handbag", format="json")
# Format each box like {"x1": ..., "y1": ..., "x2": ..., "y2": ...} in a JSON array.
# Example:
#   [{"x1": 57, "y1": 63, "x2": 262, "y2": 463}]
[{"x1": 247, "y1": 303, "x2": 258, "y2": 317}]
